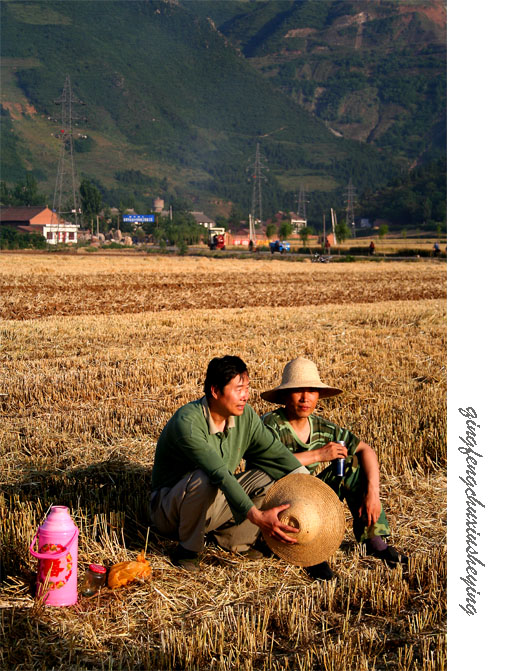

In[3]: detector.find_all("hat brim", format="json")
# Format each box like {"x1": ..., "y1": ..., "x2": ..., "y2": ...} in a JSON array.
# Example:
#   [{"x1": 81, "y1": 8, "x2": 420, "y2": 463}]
[
  {"x1": 260, "y1": 385, "x2": 343, "y2": 404},
  {"x1": 261, "y1": 474, "x2": 345, "y2": 567}
]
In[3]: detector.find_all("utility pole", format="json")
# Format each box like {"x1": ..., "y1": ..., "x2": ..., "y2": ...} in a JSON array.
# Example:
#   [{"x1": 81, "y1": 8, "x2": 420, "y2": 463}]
[
  {"x1": 52, "y1": 75, "x2": 86, "y2": 227},
  {"x1": 330, "y1": 208, "x2": 337, "y2": 246},
  {"x1": 247, "y1": 142, "x2": 268, "y2": 242},
  {"x1": 345, "y1": 178, "x2": 357, "y2": 238}
]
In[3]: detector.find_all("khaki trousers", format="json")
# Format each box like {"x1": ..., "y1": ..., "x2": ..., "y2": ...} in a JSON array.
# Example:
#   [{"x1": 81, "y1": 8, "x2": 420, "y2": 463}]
[{"x1": 149, "y1": 466, "x2": 308, "y2": 553}]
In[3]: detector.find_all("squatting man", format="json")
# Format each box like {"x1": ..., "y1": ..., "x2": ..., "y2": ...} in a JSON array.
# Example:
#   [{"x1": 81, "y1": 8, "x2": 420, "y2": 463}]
[
  {"x1": 261, "y1": 356, "x2": 408, "y2": 580},
  {"x1": 149, "y1": 355, "x2": 310, "y2": 573}
]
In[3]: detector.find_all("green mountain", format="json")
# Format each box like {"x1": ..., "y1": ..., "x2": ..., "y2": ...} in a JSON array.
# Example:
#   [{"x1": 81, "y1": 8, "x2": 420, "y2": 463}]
[
  {"x1": 189, "y1": 0, "x2": 446, "y2": 164},
  {"x1": 0, "y1": 0, "x2": 445, "y2": 225}
]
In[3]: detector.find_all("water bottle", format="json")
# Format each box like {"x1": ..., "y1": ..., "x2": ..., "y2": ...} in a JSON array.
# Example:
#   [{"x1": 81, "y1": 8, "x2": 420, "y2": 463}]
[{"x1": 29, "y1": 505, "x2": 79, "y2": 606}]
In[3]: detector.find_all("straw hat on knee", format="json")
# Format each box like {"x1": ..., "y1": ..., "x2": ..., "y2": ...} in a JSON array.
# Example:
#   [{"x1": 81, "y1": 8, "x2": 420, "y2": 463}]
[
  {"x1": 261, "y1": 473, "x2": 345, "y2": 567},
  {"x1": 260, "y1": 357, "x2": 343, "y2": 404}
]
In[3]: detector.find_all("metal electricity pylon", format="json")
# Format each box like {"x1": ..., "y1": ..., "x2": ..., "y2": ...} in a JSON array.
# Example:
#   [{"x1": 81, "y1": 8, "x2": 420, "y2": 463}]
[
  {"x1": 52, "y1": 75, "x2": 86, "y2": 225},
  {"x1": 296, "y1": 183, "x2": 308, "y2": 220},
  {"x1": 344, "y1": 178, "x2": 357, "y2": 238},
  {"x1": 247, "y1": 142, "x2": 268, "y2": 240}
]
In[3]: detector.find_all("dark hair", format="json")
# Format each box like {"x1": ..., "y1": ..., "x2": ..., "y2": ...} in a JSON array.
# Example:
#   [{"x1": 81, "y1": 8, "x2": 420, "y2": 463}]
[{"x1": 204, "y1": 356, "x2": 248, "y2": 399}]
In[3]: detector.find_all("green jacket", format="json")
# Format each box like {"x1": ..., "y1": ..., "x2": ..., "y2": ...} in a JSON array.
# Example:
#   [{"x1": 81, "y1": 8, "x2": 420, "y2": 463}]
[{"x1": 151, "y1": 397, "x2": 302, "y2": 523}]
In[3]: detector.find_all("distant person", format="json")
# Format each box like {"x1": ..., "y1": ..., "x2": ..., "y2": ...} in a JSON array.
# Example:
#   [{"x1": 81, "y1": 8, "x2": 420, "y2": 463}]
[
  {"x1": 324, "y1": 238, "x2": 331, "y2": 251},
  {"x1": 248, "y1": 239, "x2": 254, "y2": 252},
  {"x1": 150, "y1": 356, "x2": 308, "y2": 573},
  {"x1": 261, "y1": 357, "x2": 408, "y2": 581},
  {"x1": 368, "y1": 241, "x2": 375, "y2": 256},
  {"x1": 433, "y1": 242, "x2": 440, "y2": 257}
]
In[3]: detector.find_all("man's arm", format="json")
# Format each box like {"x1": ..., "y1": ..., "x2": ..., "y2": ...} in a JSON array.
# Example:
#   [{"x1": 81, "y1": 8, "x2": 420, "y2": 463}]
[
  {"x1": 244, "y1": 411, "x2": 306, "y2": 543},
  {"x1": 354, "y1": 441, "x2": 381, "y2": 526},
  {"x1": 292, "y1": 441, "x2": 350, "y2": 466}
]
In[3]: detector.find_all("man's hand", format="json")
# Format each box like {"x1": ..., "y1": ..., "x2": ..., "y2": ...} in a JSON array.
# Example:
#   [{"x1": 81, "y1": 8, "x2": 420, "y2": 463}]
[
  {"x1": 317, "y1": 441, "x2": 350, "y2": 462},
  {"x1": 247, "y1": 504, "x2": 299, "y2": 544},
  {"x1": 359, "y1": 485, "x2": 382, "y2": 527}
]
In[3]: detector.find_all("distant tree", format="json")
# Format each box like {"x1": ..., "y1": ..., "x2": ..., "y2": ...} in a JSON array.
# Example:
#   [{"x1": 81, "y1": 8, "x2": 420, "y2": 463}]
[
  {"x1": 265, "y1": 223, "x2": 277, "y2": 239},
  {"x1": 422, "y1": 197, "x2": 432, "y2": 222},
  {"x1": 299, "y1": 226, "x2": 312, "y2": 247},
  {"x1": 0, "y1": 181, "x2": 11, "y2": 206},
  {"x1": 168, "y1": 195, "x2": 192, "y2": 214},
  {"x1": 279, "y1": 220, "x2": 292, "y2": 240},
  {"x1": 378, "y1": 223, "x2": 389, "y2": 239},
  {"x1": 215, "y1": 216, "x2": 228, "y2": 231},
  {"x1": 11, "y1": 173, "x2": 46, "y2": 206},
  {"x1": 335, "y1": 220, "x2": 351, "y2": 243},
  {"x1": 228, "y1": 206, "x2": 243, "y2": 230},
  {"x1": 0, "y1": 226, "x2": 46, "y2": 249},
  {"x1": 80, "y1": 180, "x2": 102, "y2": 226},
  {"x1": 100, "y1": 206, "x2": 113, "y2": 233},
  {"x1": 120, "y1": 220, "x2": 134, "y2": 233}
]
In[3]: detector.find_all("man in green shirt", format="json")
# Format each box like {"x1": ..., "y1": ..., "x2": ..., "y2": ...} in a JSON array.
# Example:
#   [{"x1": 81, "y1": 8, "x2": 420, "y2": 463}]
[
  {"x1": 261, "y1": 357, "x2": 408, "y2": 581},
  {"x1": 150, "y1": 355, "x2": 308, "y2": 572}
]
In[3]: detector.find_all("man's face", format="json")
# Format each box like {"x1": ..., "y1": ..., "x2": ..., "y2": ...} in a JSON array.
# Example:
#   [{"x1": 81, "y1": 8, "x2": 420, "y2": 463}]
[
  {"x1": 284, "y1": 388, "x2": 320, "y2": 421},
  {"x1": 212, "y1": 373, "x2": 250, "y2": 417}
]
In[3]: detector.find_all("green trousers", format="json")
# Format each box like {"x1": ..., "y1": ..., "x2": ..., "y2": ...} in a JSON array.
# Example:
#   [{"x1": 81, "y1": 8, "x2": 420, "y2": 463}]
[{"x1": 318, "y1": 454, "x2": 390, "y2": 543}]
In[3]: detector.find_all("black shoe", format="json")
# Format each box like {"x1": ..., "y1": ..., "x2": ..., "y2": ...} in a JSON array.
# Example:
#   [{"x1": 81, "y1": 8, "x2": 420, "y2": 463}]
[
  {"x1": 169, "y1": 544, "x2": 201, "y2": 573},
  {"x1": 304, "y1": 561, "x2": 336, "y2": 581},
  {"x1": 252, "y1": 535, "x2": 273, "y2": 558},
  {"x1": 367, "y1": 545, "x2": 408, "y2": 568}
]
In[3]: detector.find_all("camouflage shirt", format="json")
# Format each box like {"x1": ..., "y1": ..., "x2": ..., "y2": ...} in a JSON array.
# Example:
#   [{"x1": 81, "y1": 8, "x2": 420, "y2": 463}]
[{"x1": 262, "y1": 408, "x2": 360, "y2": 474}]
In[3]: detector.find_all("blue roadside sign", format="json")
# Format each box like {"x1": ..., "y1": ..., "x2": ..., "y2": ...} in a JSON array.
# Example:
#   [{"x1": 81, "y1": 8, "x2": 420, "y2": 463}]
[{"x1": 122, "y1": 214, "x2": 155, "y2": 223}]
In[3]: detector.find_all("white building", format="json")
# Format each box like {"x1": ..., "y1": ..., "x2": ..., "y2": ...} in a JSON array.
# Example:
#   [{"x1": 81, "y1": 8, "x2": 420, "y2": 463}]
[{"x1": 290, "y1": 213, "x2": 307, "y2": 233}]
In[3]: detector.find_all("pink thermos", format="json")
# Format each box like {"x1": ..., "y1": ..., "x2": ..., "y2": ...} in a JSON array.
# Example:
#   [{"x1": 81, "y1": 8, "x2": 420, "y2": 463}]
[{"x1": 29, "y1": 505, "x2": 78, "y2": 606}]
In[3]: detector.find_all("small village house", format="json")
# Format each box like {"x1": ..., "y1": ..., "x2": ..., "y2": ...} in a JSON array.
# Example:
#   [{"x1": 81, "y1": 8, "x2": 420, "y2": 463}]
[{"x1": 0, "y1": 206, "x2": 79, "y2": 244}]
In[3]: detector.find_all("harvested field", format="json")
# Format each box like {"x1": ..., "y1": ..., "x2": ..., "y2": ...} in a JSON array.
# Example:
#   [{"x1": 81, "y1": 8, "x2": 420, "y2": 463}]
[
  {"x1": 0, "y1": 254, "x2": 446, "y2": 670},
  {"x1": 0, "y1": 254, "x2": 445, "y2": 320}
]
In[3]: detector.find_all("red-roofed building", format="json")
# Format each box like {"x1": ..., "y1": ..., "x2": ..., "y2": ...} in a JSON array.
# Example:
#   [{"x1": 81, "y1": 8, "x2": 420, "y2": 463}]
[{"x1": 0, "y1": 206, "x2": 79, "y2": 244}]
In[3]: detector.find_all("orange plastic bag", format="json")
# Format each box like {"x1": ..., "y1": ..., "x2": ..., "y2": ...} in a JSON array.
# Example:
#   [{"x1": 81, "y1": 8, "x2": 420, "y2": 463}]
[{"x1": 108, "y1": 551, "x2": 151, "y2": 588}]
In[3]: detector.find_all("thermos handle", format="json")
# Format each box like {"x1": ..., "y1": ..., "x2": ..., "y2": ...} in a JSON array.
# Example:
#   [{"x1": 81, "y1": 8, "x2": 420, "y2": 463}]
[{"x1": 29, "y1": 529, "x2": 78, "y2": 559}]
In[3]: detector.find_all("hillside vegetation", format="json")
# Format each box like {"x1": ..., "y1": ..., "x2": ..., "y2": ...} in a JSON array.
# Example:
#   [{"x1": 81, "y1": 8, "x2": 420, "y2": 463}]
[
  {"x1": 189, "y1": 0, "x2": 446, "y2": 165},
  {"x1": 1, "y1": 0, "x2": 445, "y2": 226}
]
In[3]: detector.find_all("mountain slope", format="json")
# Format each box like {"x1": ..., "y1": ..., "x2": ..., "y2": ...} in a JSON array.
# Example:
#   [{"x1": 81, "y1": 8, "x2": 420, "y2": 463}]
[
  {"x1": 1, "y1": 0, "x2": 444, "y2": 223},
  {"x1": 188, "y1": 0, "x2": 447, "y2": 166}
]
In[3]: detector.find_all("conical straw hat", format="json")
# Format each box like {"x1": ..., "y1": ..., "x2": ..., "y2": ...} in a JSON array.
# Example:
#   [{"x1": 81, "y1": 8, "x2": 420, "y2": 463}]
[
  {"x1": 260, "y1": 357, "x2": 343, "y2": 404},
  {"x1": 261, "y1": 473, "x2": 345, "y2": 567}
]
